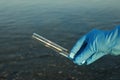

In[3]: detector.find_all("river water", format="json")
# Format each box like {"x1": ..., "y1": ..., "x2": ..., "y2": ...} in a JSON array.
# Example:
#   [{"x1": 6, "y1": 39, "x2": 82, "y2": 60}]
[{"x1": 0, "y1": 0, "x2": 120, "y2": 80}]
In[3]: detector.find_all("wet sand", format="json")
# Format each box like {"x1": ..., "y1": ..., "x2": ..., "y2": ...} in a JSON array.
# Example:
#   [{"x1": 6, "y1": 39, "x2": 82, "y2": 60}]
[{"x1": 0, "y1": 54, "x2": 120, "y2": 80}]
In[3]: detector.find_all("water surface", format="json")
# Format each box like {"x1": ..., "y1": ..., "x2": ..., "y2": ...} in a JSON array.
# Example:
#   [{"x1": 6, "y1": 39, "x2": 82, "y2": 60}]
[{"x1": 0, "y1": 0, "x2": 120, "y2": 80}]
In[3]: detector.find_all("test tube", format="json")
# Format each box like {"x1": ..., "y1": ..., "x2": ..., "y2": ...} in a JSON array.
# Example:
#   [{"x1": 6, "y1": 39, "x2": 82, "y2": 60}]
[{"x1": 32, "y1": 33, "x2": 69, "y2": 57}]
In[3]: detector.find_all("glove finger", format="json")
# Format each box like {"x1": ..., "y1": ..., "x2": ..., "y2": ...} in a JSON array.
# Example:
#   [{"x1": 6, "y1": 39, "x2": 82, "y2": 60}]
[
  {"x1": 86, "y1": 52, "x2": 105, "y2": 65},
  {"x1": 74, "y1": 45, "x2": 95, "y2": 65},
  {"x1": 69, "y1": 35, "x2": 87, "y2": 59}
]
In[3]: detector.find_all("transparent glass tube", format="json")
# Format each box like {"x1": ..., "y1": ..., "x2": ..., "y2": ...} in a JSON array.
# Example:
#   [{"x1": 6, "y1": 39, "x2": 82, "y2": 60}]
[{"x1": 32, "y1": 33, "x2": 69, "y2": 57}]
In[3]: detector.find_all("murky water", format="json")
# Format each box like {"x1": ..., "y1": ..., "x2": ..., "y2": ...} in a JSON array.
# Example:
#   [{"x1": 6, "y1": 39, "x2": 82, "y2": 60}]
[{"x1": 0, "y1": 0, "x2": 120, "y2": 80}]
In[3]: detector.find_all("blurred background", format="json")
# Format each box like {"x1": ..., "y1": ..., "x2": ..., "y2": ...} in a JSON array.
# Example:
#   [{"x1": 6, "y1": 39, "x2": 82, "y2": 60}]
[{"x1": 0, "y1": 0, "x2": 120, "y2": 80}]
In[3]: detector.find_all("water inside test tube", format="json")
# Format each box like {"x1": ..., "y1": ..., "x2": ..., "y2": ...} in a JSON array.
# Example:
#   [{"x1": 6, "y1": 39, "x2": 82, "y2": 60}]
[{"x1": 32, "y1": 33, "x2": 69, "y2": 57}]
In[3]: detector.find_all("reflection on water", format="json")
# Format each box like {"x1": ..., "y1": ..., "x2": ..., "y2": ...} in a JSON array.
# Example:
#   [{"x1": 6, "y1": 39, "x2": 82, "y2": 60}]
[{"x1": 0, "y1": 0, "x2": 120, "y2": 80}]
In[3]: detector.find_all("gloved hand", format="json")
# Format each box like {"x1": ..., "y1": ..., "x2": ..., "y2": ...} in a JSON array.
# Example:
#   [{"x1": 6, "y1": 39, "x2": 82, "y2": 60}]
[{"x1": 69, "y1": 26, "x2": 120, "y2": 65}]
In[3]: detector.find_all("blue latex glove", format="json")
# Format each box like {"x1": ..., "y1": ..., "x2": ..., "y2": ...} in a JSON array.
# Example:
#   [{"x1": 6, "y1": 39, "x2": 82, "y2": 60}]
[{"x1": 69, "y1": 26, "x2": 120, "y2": 65}]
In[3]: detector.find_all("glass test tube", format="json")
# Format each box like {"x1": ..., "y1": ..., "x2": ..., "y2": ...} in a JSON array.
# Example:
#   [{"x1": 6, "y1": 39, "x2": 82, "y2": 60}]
[{"x1": 32, "y1": 33, "x2": 69, "y2": 57}]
